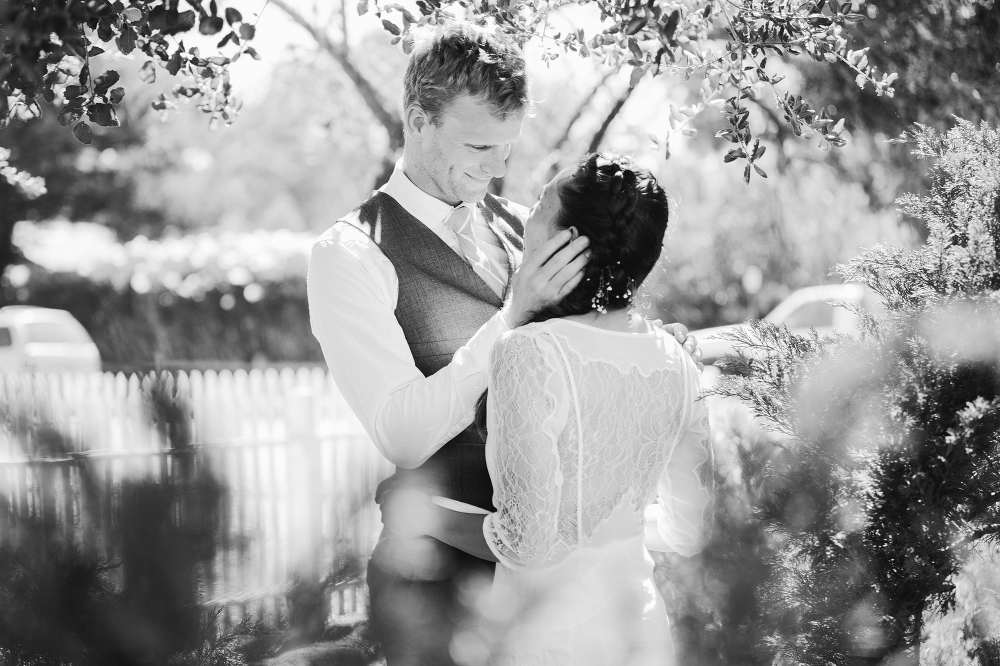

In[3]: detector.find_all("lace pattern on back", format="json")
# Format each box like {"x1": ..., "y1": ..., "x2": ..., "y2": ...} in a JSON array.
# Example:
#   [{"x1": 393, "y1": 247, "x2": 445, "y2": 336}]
[{"x1": 484, "y1": 322, "x2": 713, "y2": 570}]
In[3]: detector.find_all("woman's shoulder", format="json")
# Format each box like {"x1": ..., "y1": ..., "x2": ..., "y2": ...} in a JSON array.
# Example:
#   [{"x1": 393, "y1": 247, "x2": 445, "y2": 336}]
[{"x1": 497, "y1": 320, "x2": 560, "y2": 348}]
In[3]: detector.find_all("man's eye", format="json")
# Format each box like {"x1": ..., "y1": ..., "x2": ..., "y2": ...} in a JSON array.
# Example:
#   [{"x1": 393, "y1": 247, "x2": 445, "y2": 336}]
[{"x1": 469, "y1": 145, "x2": 490, "y2": 151}]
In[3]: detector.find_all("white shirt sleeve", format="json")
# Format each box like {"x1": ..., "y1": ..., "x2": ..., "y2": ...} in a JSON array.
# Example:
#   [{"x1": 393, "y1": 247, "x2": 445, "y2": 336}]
[{"x1": 307, "y1": 223, "x2": 511, "y2": 470}]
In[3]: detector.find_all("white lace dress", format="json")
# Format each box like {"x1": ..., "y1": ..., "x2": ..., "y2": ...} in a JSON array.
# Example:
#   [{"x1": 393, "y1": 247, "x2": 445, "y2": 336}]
[{"x1": 480, "y1": 318, "x2": 713, "y2": 666}]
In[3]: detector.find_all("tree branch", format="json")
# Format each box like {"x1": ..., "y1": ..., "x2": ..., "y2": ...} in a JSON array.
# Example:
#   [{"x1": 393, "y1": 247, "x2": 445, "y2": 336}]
[
  {"x1": 587, "y1": 84, "x2": 635, "y2": 154},
  {"x1": 270, "y1": 0, "x2": 404, "y2": 152},
  {"x1": 542, "y1": 71, "x2": 614, "y2": 180}
]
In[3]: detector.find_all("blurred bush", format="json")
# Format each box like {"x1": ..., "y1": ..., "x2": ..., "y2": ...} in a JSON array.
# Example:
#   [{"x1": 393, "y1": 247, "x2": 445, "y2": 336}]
[
  {"x1": 0, "y1": 386, "x2": 233, "y2": 666},
  {"x1": 672, "y1": 119, "x2": 1000, "y2": 664},
  {"x1": 2, "y1": 224, "x2": 322, "y2": 368}
]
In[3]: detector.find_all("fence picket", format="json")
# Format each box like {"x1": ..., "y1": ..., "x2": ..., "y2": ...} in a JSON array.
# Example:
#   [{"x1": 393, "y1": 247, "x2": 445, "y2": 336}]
[{"x1": 0, "y1": 368, "x2": 390, "y2": 629}]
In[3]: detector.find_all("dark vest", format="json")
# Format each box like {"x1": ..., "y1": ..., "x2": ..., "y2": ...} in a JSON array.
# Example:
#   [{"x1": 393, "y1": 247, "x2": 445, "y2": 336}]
[{"x1": 342, "y1": 191, "x2": 525, "y2": 511}]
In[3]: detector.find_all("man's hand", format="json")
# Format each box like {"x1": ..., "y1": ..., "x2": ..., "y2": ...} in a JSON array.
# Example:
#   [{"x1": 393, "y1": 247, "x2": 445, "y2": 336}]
[
  {"x1": 655, "y1": 321, "x2": 704, "y2": 373},
  {"x1": 504, "y1": 229, "x2": 590, "y2": 328}
]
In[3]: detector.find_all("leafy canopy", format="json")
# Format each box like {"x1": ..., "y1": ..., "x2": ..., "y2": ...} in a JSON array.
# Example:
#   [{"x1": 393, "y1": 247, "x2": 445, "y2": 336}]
[
  {"x1": 1, "y1": 0, "x2": 260, "y2": 147},
  {"x1": 3, "y1": 0, "x2": 899, "y2": 184},
  {"x1": 371, "y1": 0, "x2": 897, "y2": 182}
]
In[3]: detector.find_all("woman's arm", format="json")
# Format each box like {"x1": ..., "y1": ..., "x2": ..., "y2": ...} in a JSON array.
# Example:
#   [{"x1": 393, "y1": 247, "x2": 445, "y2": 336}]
[
  {"x1": 482, "y1": 330, "x2": 569, "y2": 569},
  {"x1": 649, "y1": 368, "x2": 714, "y2": 556},
  {"x1": 379, "y1": 329, "x2": 568, "y2": 567},
  {"x1": 429, "y1": 508, "x2": 498, "y2": 562}
]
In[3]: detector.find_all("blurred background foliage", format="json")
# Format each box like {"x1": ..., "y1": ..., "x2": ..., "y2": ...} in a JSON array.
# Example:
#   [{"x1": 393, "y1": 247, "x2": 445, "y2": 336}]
[{"x1": 665, "y1": 120, "x2": 1000, "y2": 665}]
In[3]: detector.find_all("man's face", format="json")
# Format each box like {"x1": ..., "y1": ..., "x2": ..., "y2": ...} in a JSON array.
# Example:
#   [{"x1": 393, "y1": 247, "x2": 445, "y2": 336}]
[{"x1": 417, "y1": 94, "x2": 524, "y2": 205}]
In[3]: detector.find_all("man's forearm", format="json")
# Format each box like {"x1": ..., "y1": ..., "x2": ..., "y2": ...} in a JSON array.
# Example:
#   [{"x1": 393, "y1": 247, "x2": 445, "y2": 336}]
[{"x1": 428, "y1": 506, "x2": 498, "y2": 562}]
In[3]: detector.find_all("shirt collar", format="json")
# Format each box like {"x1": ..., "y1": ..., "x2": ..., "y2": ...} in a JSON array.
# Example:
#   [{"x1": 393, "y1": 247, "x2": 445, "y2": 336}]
[{"x1": 379, "y1": 160, "x2": 469, "y2": 233}]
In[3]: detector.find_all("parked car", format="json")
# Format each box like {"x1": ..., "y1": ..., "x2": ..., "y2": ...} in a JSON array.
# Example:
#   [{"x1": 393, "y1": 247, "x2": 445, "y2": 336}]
[
  {"x1": 691, "y1": 284, "x2": 883, "y2": 370},
  {"x1": 0, "y1": 306, "x2": 102, "y2": 374}
]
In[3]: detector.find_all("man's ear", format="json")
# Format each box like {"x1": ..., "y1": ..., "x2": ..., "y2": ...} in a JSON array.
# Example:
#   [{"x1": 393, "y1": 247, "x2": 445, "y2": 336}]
[{"x1": 404, "y1": 104, "x2": 431, "y2": 142}]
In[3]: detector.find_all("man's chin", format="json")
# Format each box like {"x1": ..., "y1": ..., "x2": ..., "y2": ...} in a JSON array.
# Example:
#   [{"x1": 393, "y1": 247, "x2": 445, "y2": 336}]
[{"x1": 459, "y1": 184, "x2": 491, "y2": 204}]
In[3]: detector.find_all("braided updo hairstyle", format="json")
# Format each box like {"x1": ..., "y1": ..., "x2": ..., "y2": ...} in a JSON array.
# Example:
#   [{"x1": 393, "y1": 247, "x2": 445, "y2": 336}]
[
  {"x1": 541, "y1": 152, "x2": 669, "y2": 318},
  {"x1": 474, "y1": 152, "x2": 670, "y2": 436}
]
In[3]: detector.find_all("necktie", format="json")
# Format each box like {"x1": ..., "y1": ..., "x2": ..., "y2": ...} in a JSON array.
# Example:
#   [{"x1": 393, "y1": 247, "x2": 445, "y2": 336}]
[{"x1": 444, "y1": 205, "x2": 508, "y2": 298}]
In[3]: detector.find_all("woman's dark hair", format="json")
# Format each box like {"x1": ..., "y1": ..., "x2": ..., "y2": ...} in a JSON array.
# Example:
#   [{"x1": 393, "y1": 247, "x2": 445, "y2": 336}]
[{"x1": 475, "y1": 152, "x2": 671, "y2": 436}]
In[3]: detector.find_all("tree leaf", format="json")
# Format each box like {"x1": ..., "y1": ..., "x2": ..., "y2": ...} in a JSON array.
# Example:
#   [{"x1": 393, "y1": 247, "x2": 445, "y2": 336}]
[
  {"x1": 402, "y1": 33, "x2": 415, "y2": 54},
  {"x1": 148, "y1": 5, "x2": 168, "y2": 30},
  {"x1": 210, "y1": 0, "x2": 218, "y2": 16},
  {"x1": 110, "y1": 87, "x2": 125, "y2": 104},
  {"x1": 73, "y1": 121, "x2": 93, "y2": 144},
  {"x1": 225, "y1": 7, "x2": 242, "y2": 24},
  {"x1": 381, "y1": 19, "x2": 401, "y2": 35},
  {"x1": 724, "y1": 148, "x2": 745, "y2": 163},
  {"x1": 245, "y1": 46, "x2": 261, "y2": 60},
  {"x1": 661, "y1": 9, "x2": 680, "y2": 42},
  {"x1": 171, "y1": 10, "x2": 197, "y2": 34},
  {"x1": 200, "y1": 16, "x2": 224, "y2": 35},
  {"x1": 627, "y1": 38, "x2": 642, "y2": 59},
  {"x1": 167, "y1": 50, "x2": 183, "y2": 75},
  {"x1": 139, "y1": 60, "x2": 157, "y2": 83},
  {"x1": 624, "y1": 16, "x2": 647, "y2": 36},
  {"x1": 79, "y1": 64, "x2": 91, "y2": 87},
  {"x1": 744, "y1": 163, "x2": 751, "y2": 184},
  {"x1": 629, "y1": 65, "x2": 645, "y2": 88},
  {"x1": 116, "y1": 27, "x2": 137, "y2": 54},
  {"x1": 88, "y1": 103, "x2": 119, "y2": 127},
  {"x1": 122, "y1": 7, "x2": 143, "y2": 22},
  {"x1": 357, "y1": 0, "x2": 368, "y2": 15},
  {"x1": 754, "y1": 164, "x2": 768, "y2": 178},
  {"x1": 239, "y1": 23, "x2": 255, "y2": 40},
  {"x1": 58, "y1": 105, "x2": 83, "y2": 127},
  {"x1": 64, "y1": 84, "x2": 88, "y2": 98},
  {"x1": 93, "y1": 70, "x2": 120, "y2": 96}
]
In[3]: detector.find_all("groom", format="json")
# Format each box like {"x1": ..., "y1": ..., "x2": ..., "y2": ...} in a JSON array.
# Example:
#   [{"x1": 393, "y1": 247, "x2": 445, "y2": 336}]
[{"x1": 308, "y1": 21, "x2": 697, "y2": 666}]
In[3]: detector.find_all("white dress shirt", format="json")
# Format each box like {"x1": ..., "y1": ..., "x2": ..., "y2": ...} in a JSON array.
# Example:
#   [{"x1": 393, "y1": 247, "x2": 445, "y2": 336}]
[{"x1": 307, "y1": 161, "x2": 515, "y2": 470}]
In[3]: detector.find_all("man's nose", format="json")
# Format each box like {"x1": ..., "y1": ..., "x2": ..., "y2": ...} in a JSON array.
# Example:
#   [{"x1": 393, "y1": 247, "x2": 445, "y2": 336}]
[{"x1": 481, "y1": 147, "x2": 507, "y2": 178}]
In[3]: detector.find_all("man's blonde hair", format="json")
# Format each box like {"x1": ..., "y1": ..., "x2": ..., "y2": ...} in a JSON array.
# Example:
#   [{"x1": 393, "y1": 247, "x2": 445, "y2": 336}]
[{"x1": 403, "y1": 22, "x2": 531, "y2": 123}]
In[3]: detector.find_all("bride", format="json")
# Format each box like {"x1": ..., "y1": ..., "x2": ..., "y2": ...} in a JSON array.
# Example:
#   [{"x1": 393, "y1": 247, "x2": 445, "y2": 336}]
[{"x1": 386, "y1": 152, "x2": 713, "y2": 665}]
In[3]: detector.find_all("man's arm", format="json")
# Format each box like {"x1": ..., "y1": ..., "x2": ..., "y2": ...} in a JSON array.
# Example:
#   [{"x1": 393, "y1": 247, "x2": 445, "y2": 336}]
[
  {"x1": 308, "y1": 226, "x2": 504, "y2": 469},
  {"x1": 379, "y1": 488, "x2": 498, "y2": 561},
  {"x1": 308, "y1": 225, "x2": 591, "y2": 470}
]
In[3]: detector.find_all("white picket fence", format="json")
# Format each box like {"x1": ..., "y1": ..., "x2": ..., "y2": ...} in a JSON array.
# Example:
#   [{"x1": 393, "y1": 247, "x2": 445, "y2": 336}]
[{"x1": 0, "y1": 368, "x2": 393, "y2": 628}]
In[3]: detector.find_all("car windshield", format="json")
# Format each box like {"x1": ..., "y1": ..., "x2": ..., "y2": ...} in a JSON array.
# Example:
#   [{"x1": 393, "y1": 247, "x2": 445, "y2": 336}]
[
  {"x1": 782, "y1": 301, "x2": 836, "y2": 329},
  {"x1": 0, "y1": 327, "x2": 11, "y2": 347},
  {"x1": 25, "y1": 321, "x2": 92, "y2": 344}
]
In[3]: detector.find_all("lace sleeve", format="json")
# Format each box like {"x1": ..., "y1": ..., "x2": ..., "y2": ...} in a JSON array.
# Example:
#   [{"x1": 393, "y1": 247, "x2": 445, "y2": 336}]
[
  {"x1": 483, "y1": 329, "x2": 569, "y2": 570},
  {"x1": 653, "y1": 361, "x2": 714, "y2": 557}
]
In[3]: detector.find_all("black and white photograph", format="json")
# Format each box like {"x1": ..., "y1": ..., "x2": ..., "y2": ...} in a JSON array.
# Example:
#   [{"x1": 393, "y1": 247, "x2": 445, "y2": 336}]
[{"x1": 1, "y1": 0, "x2": 999, "y2": 664}]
